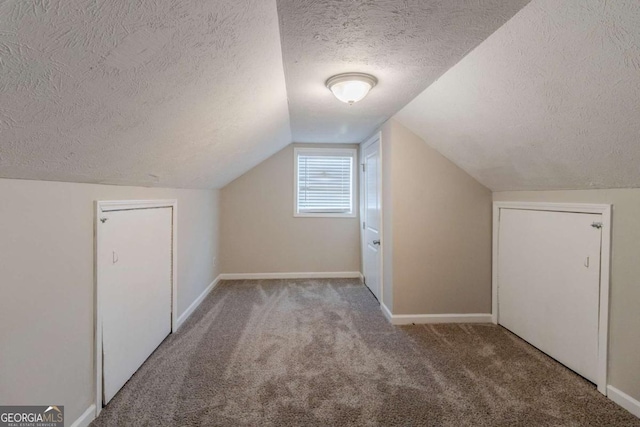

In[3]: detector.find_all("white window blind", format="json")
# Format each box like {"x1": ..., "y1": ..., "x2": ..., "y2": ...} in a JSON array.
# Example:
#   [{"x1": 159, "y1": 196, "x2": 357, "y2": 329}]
[{"x1": 296, "y1": 151, "x2": 354, "y2": 215}]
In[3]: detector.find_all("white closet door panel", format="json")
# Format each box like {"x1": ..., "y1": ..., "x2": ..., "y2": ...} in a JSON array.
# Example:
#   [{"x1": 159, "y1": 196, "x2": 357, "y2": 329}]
[
  {"x1": 101, "y1": 207, "x2": 172, "y2": 403},
  {"x1": 363, "y1": 138, "x2": 381, "y2": 301},
  {"x1": 498, "y1": 209, "x2": 601, "y2": 382}
]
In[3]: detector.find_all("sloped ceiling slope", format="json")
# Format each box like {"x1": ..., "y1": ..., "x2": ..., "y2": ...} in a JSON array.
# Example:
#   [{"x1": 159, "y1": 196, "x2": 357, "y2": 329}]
[
  {"x1": 277, "y1": 0, "x2": 531, "y2": 143},
  {"x1": 0, "y1": 0, "x2": 290, "y2": 188},
  {"x1": 396, "y1": 0, "x2": 640, "y2": 191}
]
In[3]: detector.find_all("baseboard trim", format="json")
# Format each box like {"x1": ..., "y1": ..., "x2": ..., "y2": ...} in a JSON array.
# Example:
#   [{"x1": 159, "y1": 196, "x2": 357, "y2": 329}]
[
  {"x1": 70, "y1": 404, "x2": 96, "y2": 427},
  {"x1": 175, "y1": 275, "x2": 221, "y2": 330},
  {"x1": 381, "y1": 302, "x2": 393, "y2": 322},
  {"x1": 608, "y1": 385, "x2": 640, "y2": 419},
  {"x1": 382, "y1": 311, "x2": 493, "y2": 325},
  {"x1": 218, "y1": 271, "x2": 362, "y2": 280}
]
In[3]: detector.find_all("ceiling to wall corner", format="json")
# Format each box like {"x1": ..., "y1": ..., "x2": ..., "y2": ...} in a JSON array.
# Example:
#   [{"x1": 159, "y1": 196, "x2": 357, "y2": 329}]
[
  {"x1": 396, "y1": 0, "x2": 640, "y2": 191},
  {"x1": 276, "y1": 0, "x2": 531, "y2": 143},
  {"x1": 0, "y1": 0, "x2": 291, "y2": 189}
]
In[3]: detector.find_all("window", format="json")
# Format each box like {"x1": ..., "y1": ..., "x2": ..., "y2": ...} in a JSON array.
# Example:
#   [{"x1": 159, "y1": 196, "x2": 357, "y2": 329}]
[{"x1": 294, "y1": 147, "x2": 357, "y2": 217}]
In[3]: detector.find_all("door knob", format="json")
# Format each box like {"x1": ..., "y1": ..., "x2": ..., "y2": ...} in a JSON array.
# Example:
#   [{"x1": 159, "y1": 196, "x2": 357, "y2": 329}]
[{"x1": 373, "y1": 240, "x2": 380, "y2": 245}]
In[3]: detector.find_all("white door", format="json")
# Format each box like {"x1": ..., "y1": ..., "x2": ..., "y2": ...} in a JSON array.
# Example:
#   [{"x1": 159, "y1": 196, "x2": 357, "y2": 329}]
[
  {"x1": 498, "y1": 209, "x2": 601, "y2": 382},
  {"x1": 362, "y1": 136, "x2": 381, "y2": 301},
  {"x1": 99, "y1": 207, "x2": 173, "y2": 404}
]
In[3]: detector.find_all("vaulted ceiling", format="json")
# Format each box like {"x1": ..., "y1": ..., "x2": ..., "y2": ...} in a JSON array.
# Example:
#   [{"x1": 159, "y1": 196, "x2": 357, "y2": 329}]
[
  {"x1": 0, "y1": 0, "x2": 529, "y2": 188},
  {"x1": 1, "y1": 0, "x2": 638, "y2": 191},
  {"x1": 277, "y1": 0, "x2": 530, "y2": 143},
  {"x1": 0, "y1": 0, "x2": 291, "y2": 188},
  {"x1": 396, "y1": 0, "x2": 640, "y2": 191}
]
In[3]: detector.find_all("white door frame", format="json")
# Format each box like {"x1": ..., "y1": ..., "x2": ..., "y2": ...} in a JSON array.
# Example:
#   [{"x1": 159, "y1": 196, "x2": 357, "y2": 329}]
[
  {"x1": 360, "y1": 132, "x2": 384, "y2": 306},
  {"x1": 94, "y1": 199, "x2": 178, "y2": 416},
  {"x1": 492, "y1": 201, "x2": 611, "y2": 395}
]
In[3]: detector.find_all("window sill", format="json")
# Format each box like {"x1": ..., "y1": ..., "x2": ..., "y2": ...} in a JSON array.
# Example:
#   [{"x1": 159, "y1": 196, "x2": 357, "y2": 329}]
[{"x1": 294, "y1": 212, "x2": 357, "y2": 218}]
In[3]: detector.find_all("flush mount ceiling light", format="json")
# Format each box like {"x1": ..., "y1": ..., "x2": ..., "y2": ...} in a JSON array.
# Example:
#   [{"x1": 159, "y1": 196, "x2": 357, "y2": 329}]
[{"x1": 326, "y1": 73, "x2": 378, "y2": 105}]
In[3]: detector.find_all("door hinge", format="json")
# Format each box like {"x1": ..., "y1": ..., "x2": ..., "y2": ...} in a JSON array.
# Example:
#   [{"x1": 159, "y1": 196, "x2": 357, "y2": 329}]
[
  {"x1": 362, "y1": 163, "x2": 365, "y2": 172},
  {"x1": 591, "y1": 222, "x2": 603, "y2": 229},
  {"x1": 362, "y1": 221, "x2": 366, "y2": 229}
]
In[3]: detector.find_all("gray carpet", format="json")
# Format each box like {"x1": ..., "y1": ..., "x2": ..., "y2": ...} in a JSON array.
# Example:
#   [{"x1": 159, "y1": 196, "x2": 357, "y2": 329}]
[{"x1": 92, "y1": 279, "x2": 639, "y2": 426}]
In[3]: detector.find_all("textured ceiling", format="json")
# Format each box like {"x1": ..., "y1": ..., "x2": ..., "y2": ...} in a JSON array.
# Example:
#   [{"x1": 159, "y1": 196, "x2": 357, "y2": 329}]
[
  {"x1": 277, "y1": 0, "x2": 531, "y2": 143},
  {"x1": 7, "y1": 0, "x2": 632, "y2": 191},
  {"x1": 0, "y1": 0, "x2": 291, "y2": 188},
  {"x1": 396, "y1": 0, "x2": 640, "y2": 191}
]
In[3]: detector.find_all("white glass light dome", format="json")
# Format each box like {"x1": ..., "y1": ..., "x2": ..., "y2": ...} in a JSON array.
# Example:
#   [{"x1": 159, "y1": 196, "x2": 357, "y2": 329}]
[{"x1": 326, "y1": 73, "x2": 378, "y2": 105}]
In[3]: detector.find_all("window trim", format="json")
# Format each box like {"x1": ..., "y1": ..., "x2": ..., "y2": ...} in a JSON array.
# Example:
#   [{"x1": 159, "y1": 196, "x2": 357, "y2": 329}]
[{"x1": 293, "y1": 147, "x2": 358, "y2": 218}]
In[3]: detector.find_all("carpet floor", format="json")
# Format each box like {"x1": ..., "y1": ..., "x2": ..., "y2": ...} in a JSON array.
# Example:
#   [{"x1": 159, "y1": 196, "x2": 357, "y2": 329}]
[{"x1": 91, "y1": 279, "x2": 639, "y2": 426}]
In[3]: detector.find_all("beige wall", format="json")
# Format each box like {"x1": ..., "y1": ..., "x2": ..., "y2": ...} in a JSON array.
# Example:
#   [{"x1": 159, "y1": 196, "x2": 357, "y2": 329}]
[
  {"x1": 380, "y1": 121, "x2": 395, "y2": 308},
  {"x1": 221, "y1": 144, "x2": 361, "y2": 274},
  {"x1": 494, "y1": 189, "x2": 640, "y2": 404},
  {"x1": 379, "y1": 119, "x2": 493, "y2": 315},
  {"x1": 0, "y1": 178, "x2": 220, "y2": 424}
]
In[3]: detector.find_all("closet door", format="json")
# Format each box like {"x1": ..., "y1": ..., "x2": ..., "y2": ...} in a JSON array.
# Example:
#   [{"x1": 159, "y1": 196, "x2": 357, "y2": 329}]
[
  {"x1": 100, "y1": 207, "x2": 172, "y2": 404},
  {"x1": 362, "y1": 136, "x2": 381, "y2": 301},
  {"x1": 498, "y1": 208, "x2": 601, "y2": 382}
]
